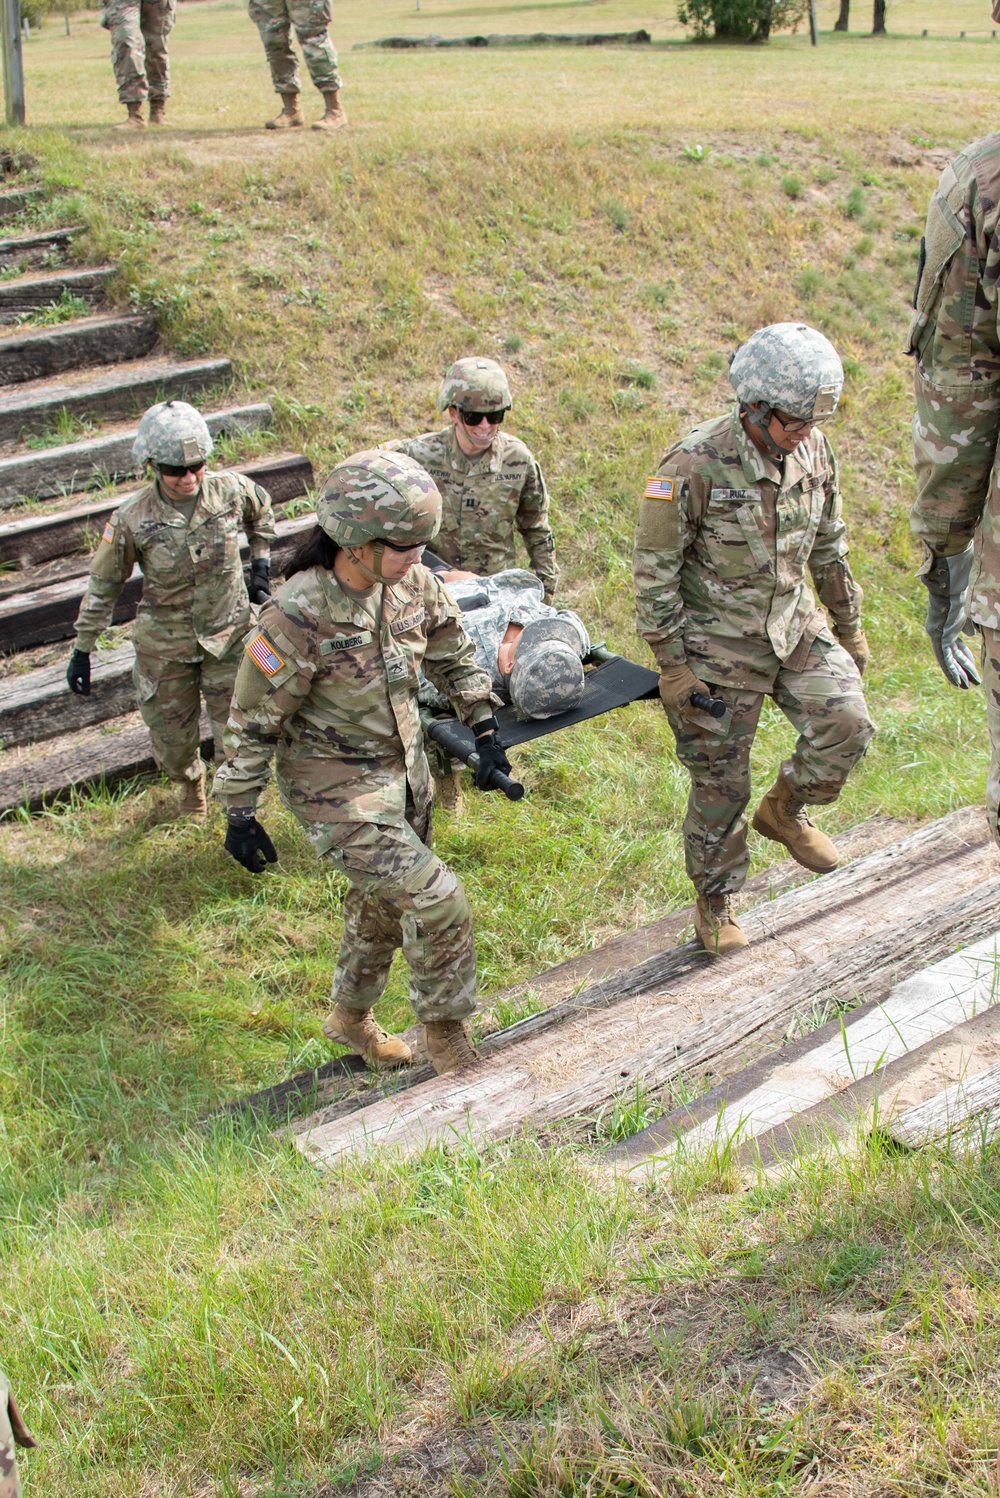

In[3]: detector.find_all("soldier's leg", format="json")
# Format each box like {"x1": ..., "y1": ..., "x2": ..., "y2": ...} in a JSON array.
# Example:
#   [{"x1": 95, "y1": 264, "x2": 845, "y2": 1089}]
[
  {"x1": 771, "y1": 636, "x2": 875, "y2": 803},
  {"x1": 980, "y1": 628, "x2": 1000, "y2": 848},
  {"x1": 103, "y1": 0, "x2": 149, "y2": 103},
  {"x1": 667, "y1": 690, "x2": 764, "y2": 897},
  {"x1": 287, "y1": 0, "x2": 341, "y2": 91},
  {"x1": 140, "y1": 0, "x2": 175, "y2": 104},
  {"x1": 198, "y1": 643, "x2": 241, "y2": 765},
  {"x1": 248, "y1": 0, "x2": 301, "y2": 93},
  {"x1": 133, "y1": 655, "x2": 203, "y2": 785}
]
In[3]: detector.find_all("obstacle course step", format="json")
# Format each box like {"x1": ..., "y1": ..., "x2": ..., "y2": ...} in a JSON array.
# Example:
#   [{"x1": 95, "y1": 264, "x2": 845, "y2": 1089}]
[{"x1": 0, "y1": 266, "x2": 118, "y2": 324}]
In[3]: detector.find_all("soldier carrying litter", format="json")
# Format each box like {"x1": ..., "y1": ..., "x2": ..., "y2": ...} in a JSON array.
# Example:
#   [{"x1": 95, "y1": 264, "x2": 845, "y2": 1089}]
[
  {"x1": 634, "y1": 323, "x2": 875, "y2": 956},
  {"x1": 909, "y1": 131, "x2": 1000, "y2": 849},
  {"x1": 67, "y1": 401, "x2": 276, "y2": 820},
  {"x1": 213, "y1": 449, "x2": 511, "y2": 1076}
]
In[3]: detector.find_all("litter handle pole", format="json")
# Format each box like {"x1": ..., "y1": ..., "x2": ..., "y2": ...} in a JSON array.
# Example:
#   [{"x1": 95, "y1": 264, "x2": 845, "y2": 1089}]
[{"x1": 1, "y1": 0, "x2": 25, "y2": 126}]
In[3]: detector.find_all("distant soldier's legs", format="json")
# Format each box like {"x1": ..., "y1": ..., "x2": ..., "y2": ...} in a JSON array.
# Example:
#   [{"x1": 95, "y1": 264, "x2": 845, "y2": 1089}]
[
  {"x1": 141, "y1": 0, "x2": 176, "y2": 116},
  {"x1": 103, "y1": 0, "x2": 149, "y2": 126},
  {"x1": 287, "y1": 0, "x2": 340, "y2": 91},
  {"x1": 981, "y1": 628, "x2": 1000, "y2": 848},
  {"x1": 248, "y1": 0, "x2": 306, "y2": 126}
]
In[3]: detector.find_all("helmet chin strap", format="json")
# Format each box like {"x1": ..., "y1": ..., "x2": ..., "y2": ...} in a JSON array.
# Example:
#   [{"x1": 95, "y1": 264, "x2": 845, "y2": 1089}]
[
  {"x1": 347, "y1": 541, "x2": 388, "y2": 585},
  {"x1": 742, "y1": 401, "x2": 793, "y2": 463}
]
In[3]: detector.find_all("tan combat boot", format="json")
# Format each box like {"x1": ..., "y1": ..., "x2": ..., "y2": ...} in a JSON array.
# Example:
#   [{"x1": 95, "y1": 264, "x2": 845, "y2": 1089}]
[
  {"x1": 435, "y1": 770, "x2": 464, "y2": 818},
  {"x1": 694, "y1": 894, "x2": 749, "y2": 958},
  {"x1": 178, "y1": 766, "x2": 207, "y2": 819},
  {"x1": 424, "y1": 1019, "x2": 478, "y2": 1076},
  {"x1": 148, "y1": 98, "x2": 166, "y2": 125},
  {"x1": 265, "y1": 92, "x2": 305, "y2": 129},
  {"x1": 114, "y1": 101, "x2": 146, "y2": 130},
  {"x1": 752, "y1": 771, "x2": 840, "y2": 873},
  {"x1": 312, "y1": 89, "x2": 347, "y2": 131},
  {"x1": 323, "y1": 1004, "x2": 412, "y2": 1069}
]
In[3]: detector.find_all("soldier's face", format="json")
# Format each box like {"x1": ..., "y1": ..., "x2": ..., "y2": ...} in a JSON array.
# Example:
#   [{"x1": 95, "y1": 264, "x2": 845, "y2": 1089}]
[
  {"x1": 361, "y1": 540, "x2": 425, "y2": 580},
  {"x1": 448, "y1": 405, "x2": 501, "y2": 456},
  {"x1": 158, "y1": 463, "x2": 205, "y2": 500},
  {"x1": 766, "y1": 409, "x2": 815, "y2": 453}
]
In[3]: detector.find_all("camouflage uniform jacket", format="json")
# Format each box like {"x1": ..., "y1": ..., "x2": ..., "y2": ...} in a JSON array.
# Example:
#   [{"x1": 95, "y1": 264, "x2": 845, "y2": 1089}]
[
  {"x1": 633, "y1": 406, "x2": 863, "y2": 693},
  {"x1": 73, "y1": 472, "x2": 276, "y2": 658},
  {"x1": 381, "y1": 426, "x2": 558, "y2": 591},
  {"x1": 909, "y1": 133, "x2": 1000, "y2": 627},
  {"x1": 213, "y1": 563, "x2": 494, "y2": 850}
]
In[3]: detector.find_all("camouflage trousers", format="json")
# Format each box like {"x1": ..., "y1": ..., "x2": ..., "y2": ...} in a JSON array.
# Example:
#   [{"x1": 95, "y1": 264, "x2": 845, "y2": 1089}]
[
  {"x1": 101, "y1": 0, "x2": 175, "y2": 103},
  {"x1": 321, "y1": 801, "x2": 477, "y2": 1024},
  {"x1": 667, "y1": 636, "x2": 875, "y2": 897},
  {"x1": 134, "y1": 645, "x2": 239, "y2": 786},
  {"x1": 0, "y1": 1374, "x2": 22, "y2": 1498},
  {"x1": 980, "y1": 628, "x2": 1000, "y2": 848},
  {"x1": 247, "y1": 0, "x2": 341, "y2": 95}
]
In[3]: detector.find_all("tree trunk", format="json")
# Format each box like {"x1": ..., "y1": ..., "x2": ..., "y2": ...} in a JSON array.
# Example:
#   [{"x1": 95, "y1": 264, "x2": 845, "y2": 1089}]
[
  {"x1": 872, "y1": 0, "x2": 886, "y2": 33},
  {"x1": 833, "y1": 0, "x2": 849, "y2": 30}
]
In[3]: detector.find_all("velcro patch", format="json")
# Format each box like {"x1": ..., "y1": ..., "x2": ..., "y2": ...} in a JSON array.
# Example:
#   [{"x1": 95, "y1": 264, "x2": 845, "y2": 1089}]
[
  {"x1": 644, "y1": 476, "x2": 675, "y2": 501},
  {"x1": 102, "y1": 522, "x2": 115, "y2": 543},
  {"x1": 391, "y1": 610, "x2": 426, "y2": 635},
  {"x1": 320, "y1": 630, "x2": 373, "y2": 654},
  {"x1": 710, "y1": 487, "x2": 761, "y2": 504},
  {"x1": 247, "y1": 632, "x2": 285, "y2": 676}
]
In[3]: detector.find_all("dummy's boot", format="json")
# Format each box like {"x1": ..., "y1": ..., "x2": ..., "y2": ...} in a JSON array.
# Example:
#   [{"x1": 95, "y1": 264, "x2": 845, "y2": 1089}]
[
  {"x1": 114, "y1": 101, "x2": 146, "y2": 130},
  {"x1": 265, "y1": 92, "x2": 305, "y2": 129},
  {"x1": 693, "y1": 894, "x2": 748, "y2": 958},
  {"x1": 423, "y1": 1019, "x2": 478, "y2": 1076},
  {"x1": 312, "y1": 88, "x2": 347, "y2": 131},
  {"x1": 323, "y1": 1003, "x2": 412, "y2": 1069},
  {"x1": 177, "y1": 766, "x2": 207, "y2": 820},
  {"x1": 148, "y1": 98, "x2": 166, "y2": 125},
  {"x1": 435, "y1": 770, "x2": 464, "y2": 818},
  {"x1": 752, "y1": 771, "x2": 840, "y2": 873}
]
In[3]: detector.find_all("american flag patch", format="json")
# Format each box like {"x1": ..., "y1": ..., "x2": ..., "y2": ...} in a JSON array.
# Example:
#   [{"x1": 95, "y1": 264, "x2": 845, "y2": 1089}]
[
  {"x1": 102, "y1": 522, "x2": 115, "y2": 543},
  {"x1": 644, "y1": 476, "x2": 675, "y2": 501},
  {"x1": 247, "y1": 632, "x2": 285, "y2": 676}
]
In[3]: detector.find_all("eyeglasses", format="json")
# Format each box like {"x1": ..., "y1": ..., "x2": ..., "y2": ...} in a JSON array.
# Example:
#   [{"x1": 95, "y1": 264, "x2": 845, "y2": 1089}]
[
  {"x1": 381, "y1": 538, "x2": 425, "y2": 554},
  {"x1": 460, "y1": 409, "x2": 507, "y2": 428},
  {"x1": 771, "y1": 409, "x2": 814, "y2": 436},
  {"x1": 159, "y1": 462, "x2": 206, "y2": 477}
]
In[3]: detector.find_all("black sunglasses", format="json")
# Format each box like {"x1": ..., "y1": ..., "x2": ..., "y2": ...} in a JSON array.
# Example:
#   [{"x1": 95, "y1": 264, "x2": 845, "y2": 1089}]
[
  {"x1": 460, "y1": 409, "x2": 507, "y2": 427},
  {"x1": 159, "y1": 461, "x2": 206, "y2": 477},
  {"x1": 381, "y1": 538, "x2": 426, "y2": 554}
]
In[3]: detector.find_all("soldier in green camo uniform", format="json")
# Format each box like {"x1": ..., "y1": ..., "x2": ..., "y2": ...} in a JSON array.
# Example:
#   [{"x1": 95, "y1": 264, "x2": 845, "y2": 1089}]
[
  {"x1": 909, "y1": 131, "x2": 1000, "y2": 850},
  {"x1": 382, "y1": 356, "x2": 558, "y2": 812},
  {"x1": 213, "y1": 449, "x2": 510, "y2": 1076},
  {"x1": 102, "y1": 0, "x2": 176, "y2": 130},
  {"x1": 249, "y1": 0, "x2": 347, "y2": 132},
  {"x1": 67, "y1": 401, "x2": 276, "y2": 819},
  {"x1": 634, "y1": 323, "x2": 875, "y2": 956},
  {"x1": 0, "y1": 1368, "x2": 37, "y2": 1498}
]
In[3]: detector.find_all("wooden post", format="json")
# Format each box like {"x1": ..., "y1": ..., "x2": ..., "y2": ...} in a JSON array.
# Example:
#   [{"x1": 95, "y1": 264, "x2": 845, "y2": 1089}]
[
  {"x1": 808, "y1": 0, "x2": 818, "y2": 44},
  {"x1": 1, "y1": 0, "x2": 25, "y2": 126}
]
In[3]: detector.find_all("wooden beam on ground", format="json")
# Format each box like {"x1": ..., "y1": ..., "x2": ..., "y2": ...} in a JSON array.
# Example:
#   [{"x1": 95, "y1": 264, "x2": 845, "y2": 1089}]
[
  {"x1": 0, "y1": 355, "x2": 233, "y2": 443},
  {"x1": 0, "y1": 226, "x2": 81, "y2": 270},
  {"x1": 886, "y1": 1059, "x2": 1000, "y2": 1150},
  {"x1": 0, "y1": 642, "x2": 136, "y2": 747},
  {"x1": 293, "y1": 809, "x2": 999, "y2": 1164},
  {"x1": 0, "y1": 185, "x2": 42, "y2": 221},
  {"x1": 0, "y1": 312, "x2": 158, "y2": 387},
  {"x1": 0, "y1": 265, "x2": 117, "y2": 322}
]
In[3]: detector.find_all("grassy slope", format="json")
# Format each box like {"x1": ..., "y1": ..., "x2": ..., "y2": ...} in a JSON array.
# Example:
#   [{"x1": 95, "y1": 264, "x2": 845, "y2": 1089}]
[{"x1": 3, "y1": 5, "x2": 1000, "y2": 1492}]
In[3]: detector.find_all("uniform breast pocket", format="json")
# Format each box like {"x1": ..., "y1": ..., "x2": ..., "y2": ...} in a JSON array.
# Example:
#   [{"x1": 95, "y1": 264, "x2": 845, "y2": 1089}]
[{"x1": 702, "y1": 503, "x2": 760, "y2": 579}]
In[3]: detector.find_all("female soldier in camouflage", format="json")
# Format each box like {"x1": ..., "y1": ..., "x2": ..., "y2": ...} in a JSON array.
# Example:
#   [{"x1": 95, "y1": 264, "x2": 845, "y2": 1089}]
[{"x1": 213, "y1": 449, "x2": 509, "y2": 1076}]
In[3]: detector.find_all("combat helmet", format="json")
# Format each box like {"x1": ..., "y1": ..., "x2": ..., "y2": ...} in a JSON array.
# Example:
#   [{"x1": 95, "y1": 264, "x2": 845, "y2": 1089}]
[
  {"x1": 316, "y1": 449, "x2": 442, "y2": 550},
  {"x1": 509, "y1": 618, "x2": 585, "y2": 721},
  {"x1": 438, "y1": 357, "x2": 512, "y2": 413},
  {"x1": 132, "y1": 400, "x2": 213, "y2": 469},
  {"x1": 729, "y1": 323, "x2": 843, "y2": 424}
]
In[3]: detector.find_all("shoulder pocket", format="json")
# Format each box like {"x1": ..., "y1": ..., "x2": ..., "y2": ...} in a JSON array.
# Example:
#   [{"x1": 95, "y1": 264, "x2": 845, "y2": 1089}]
[
  {"x1": 636, "y1": 491, "x2": 681, "y2": 550},
  {"x1": 906, "y1": 190, "x2": 974, "y2": 379}
]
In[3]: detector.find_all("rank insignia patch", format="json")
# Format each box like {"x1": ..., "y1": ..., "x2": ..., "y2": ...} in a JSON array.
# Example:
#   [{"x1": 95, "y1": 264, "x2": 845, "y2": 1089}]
[
  {"x1": 102, "y1": 522, "x2": 115, "y2": 543},
  {"x1": 247, "y1": 633, "x2": 285, "y2": 676},
  {"x1": 644, "y1": 476, "x2": 675, "y2": 501}
]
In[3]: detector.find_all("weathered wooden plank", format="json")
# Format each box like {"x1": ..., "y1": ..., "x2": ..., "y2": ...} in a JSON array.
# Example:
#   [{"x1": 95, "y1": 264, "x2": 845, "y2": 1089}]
[
  {"x1": 0, "y1": 401, "x2": 272, "y2": 506},
  {"x1": 0, "y1": 186, "x2": 44, "y2": 221},
  {"x1": 357, "y1": 28, "x2": 651, "y2": 47},
  {"x1": 886, "y1": 1059, "x2": 1000, "y2": 1150},
  {"x1": 0, "y1": 355, "x2": 232, "y2": 443},
  {"x1": 0, "y1": 265, "x2": 116, "y2": 322},
  {"x1": 0, "y1": 509, "x2": 313, "y2": 657},
  {"x1": 0, "y1": 709, "x2": 213, "y2": 816},
  {"x1": 0, "y1": 225, "x2": 81, "y2": 270},
  {"x1": 0, "y1": 452, "x2": 311, "y2": 565},
  {"x1": 0, "y1": 642, "x2": 136, "y2": 747},
  {"x1": 0, "y1": 312, "x2": 158, "y2": 387}
]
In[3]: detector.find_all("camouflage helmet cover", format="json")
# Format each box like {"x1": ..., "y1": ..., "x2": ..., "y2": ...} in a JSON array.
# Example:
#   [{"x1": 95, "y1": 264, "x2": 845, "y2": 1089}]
[
  {"x1": 132, "y1": 400, "x2": 213, "y2": 467},
  {"x1": 729, "y1": 323, "x2": 844, "y2": 422},
  {"x1": 316, "y1": 449, "x2": 442, "y2": 548},
  {"x1": 509, "y1": 618, "x2": 586, "y2": 721},
  {"x1": 437, "y1": 357, "x2": 512, "y2": 413}
]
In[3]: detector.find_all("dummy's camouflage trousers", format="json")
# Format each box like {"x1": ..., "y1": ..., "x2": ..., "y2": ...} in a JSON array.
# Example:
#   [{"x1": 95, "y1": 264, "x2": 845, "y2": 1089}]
[
  {"x1": 247, "y1": 0, "x2": 341, "y2": 94},
  {"x1": 101, "y1": 0, "x2": 175, "y2": 103},
  {"x1": 322, "y1": 801, "x2": 477, "y2": 1023},
  {"x1": 981, "y1": 629, "x2": 1000, "y2": 849},
  {"x1": 667, "y1": 637, "x2": 874, "y2": 897},
  {"x1": 0, "y1": 1374, "x2": 21, "y2": 1498},
  {"x1": 134, "y1": 646, "x2": 239, "y2": 786}
]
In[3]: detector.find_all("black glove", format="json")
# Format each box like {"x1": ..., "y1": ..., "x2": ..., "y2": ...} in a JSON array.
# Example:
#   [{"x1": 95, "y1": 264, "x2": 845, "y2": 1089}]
[
  {"x1": 224, "y1": 812, "x2": 278, "y2": 874},
  {"x1": 472, "y1": 716, "x2": 512, "y2": 792},
  {"x1": 67, "y1": 649, "x2": 91, "y2": 696},
  {"x1": 248, "y1": 558, "x2": 272, "y2": 605},
  {"x1": 922, "y1": 547, "x2": 980, "y2": 689}
]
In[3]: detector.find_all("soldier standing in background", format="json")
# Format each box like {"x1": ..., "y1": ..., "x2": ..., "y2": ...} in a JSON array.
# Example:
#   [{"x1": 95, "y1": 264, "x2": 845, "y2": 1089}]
[
  {"x1": 214, "y1": 450, "x2": 508, "y2": 1076},
  {"x1": 634, "y1": 323, "x2": 874, "y2": 956},
  {"x1": 909, "y1": 132, "x2": 1000, "y2": 847},
  {"x1": 67, "y1": 402, "x2": 276, "y2": 820},
  {"x1": 102, "y1": 0, "x2": 175, "y2": 129},
  {"x1": 0, "y1": 1368, "x2": 36, "y2": 1498},
  {"x1": 249, "y1": 0, "x2": 346, "y2": 131}
]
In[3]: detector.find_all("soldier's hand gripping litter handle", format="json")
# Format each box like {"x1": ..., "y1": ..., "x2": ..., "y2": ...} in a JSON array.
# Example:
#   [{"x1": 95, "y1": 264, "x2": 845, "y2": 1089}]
[
  {"x1": 922, "y1": 547, "x2": 981, "y2": 689},
  {"x1": 690, "y1": 690, "x2": 726, "y2": 719},
  {"x1": 471, "y1": 717, "x2": 524, "y2": 801},
  {"x1": 224, "y1": 811, "x2": 278, "y2": 873}
]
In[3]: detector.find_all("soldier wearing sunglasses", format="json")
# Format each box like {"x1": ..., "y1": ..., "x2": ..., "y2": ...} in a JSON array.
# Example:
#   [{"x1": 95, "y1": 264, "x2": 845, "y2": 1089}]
[{"x1": 67, "y1": 401, "x2": 276, "y2": 818}]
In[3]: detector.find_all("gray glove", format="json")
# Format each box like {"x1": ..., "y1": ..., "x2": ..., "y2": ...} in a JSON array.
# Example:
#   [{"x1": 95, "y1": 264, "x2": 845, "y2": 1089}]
[{"x1": 922, "y1": 547, "x2": 981, "y2": 689}]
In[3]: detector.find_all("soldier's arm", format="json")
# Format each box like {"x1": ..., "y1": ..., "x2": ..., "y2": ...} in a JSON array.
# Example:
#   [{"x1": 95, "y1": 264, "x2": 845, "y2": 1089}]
[
  {"x1": 239, "y1": 476, "x2": 277, "y2": 560},
  {"x1": 516, "y1": 460, "x2": 558, "y2": 597},
  {"x1": 421, "y1": 573, "x2": 496, "y2": 727},
  {"x1": 73, "y1": 513, "x2": 137, "y2": 652},
  {"x1": 633, "y1": 462, "x2": 702, "y2": 668},
  {"x1": 807, "y1": 444, "x2": 863, "y2": 633},
  {"x1": 910, "y1": 153, "x2": 1000, "y2": 557},
  {"x1": 213, "y1": 607, "x2": 317, "y2": 813}
]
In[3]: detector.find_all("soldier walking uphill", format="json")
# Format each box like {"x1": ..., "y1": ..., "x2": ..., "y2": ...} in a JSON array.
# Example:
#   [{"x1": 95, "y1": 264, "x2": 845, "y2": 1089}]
[
  {"x1": 102, "y1": 0, "x2": 175, "y2": 129},
  {"x1": 251, "y1": 0, "x2": 346, "y2": 131},
  {"x1": 634, "y1": 323, "x2": 875, "y2": 956},
  {"x1": 908, "y1": 133, "x2": 1000, "y2": 852},
  {"x1": 213, "y1": 450, "x2": 512, "y2": 1076},
  {"x1": 67, "y1": 401, "x2": 276, "y2": 819}
]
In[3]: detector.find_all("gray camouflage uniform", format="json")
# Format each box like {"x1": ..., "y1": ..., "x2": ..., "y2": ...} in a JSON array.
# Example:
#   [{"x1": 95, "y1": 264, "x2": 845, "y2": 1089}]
[
  {"x1": 634, "y1": 405, "x2": 874, "y2": 896},
  {"x1": 73, "y1": 471, "x2": 276, "y2": 786},
  {"x1": 101, "y1": 0, "x2": 175, "y2": 104},
  {"x1": 248, "y1": 0, "x2": 342, "y2": 95}
]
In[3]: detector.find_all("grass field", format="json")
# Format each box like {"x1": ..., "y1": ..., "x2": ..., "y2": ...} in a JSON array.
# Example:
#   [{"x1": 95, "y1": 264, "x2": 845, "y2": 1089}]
[{"x1": 4, "y1": 1, "x2": 1000, "y2": 1492}]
